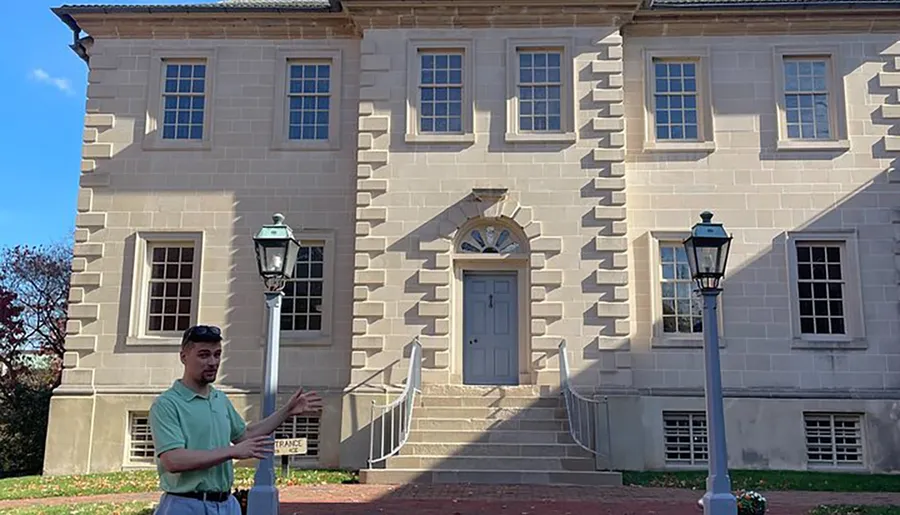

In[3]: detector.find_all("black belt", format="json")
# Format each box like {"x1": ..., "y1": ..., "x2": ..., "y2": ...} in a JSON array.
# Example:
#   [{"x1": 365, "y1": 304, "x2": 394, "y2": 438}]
[{"x1": 168, "y1": 491, "x2": 232, "y2": 503}]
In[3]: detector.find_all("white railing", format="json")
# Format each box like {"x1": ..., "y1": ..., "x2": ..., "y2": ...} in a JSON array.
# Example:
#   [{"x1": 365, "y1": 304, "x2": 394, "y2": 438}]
[
  {"x1": 367, "y1": 337, "x2": 423, "y2": 468},
  {"x1": 558, "y1": 339, "x2": 611, "y2": 463}
]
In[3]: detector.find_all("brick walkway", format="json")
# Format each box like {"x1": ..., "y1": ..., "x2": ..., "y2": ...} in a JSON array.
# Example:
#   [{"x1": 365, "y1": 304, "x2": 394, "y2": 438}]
[{"x1": 1, "y1": 484, "x2": 899, "y2": 513}]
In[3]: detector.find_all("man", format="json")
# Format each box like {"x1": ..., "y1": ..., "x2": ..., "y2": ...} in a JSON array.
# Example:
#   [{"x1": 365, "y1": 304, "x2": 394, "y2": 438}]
[{"x1": 150, "y1": 324, "x2": 323, "y2": 514}]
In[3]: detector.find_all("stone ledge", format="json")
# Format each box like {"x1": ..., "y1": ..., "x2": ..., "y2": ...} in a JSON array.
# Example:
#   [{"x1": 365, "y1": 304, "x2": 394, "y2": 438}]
[
  {"x1": 592, "y1": 88, "x2": 624, "y2": 103},
  {"x1": 83, "y1": 143, "x2": 113, "y2": 159},
  {"x1": 883, "y1": 104, "x2": 900, "y2": 118},
  {"x1": 75, "y1": 213, "x2": 107, "y2": 228},
  {"x1": 531, "y1": 302, "x2": 563, "y2": 318},
  {"x1": 65, "y1": 335, "x2": 97, "y2": 351},
  {"x1": 594, "y1": 206, "x2": 626, "y2": 220},
  {"x1": 73, "y1": 243, "x2": 103, "y2": 258},
  {"x1": 418, "y1": 301, "x2": 450, "y2": 318},
  {"x1": 531, "y1": 270, "x2": 563, "y2": 286},
  {"x1": 419, "y1": 270, "x2": 450, "y2": 285},
  {"x1": 359, "y1": 116, "x2": 390, "y2": 132},
  {"x1": 85, "y1": 114, "x2": 115, "y2": 128},
  {"x1": 596, "y1": 302, "x2": 629, "y2": 318},
  {"x1": 595, "y1": 270, "x2": 628, "y2": 285},
  {"x1": 359, "y1": 179, "x2": 388, "y2": 192},
  {"x1": 352, "y1": 335, "x2": 384, "y2": 351},
  {"x1": 357, "y1": 207, "x2": 387, "y2": 221},
  {"x1": 354, "y1": 270, "x2": 385, "y2": 285},
  {"x1": 351, "y1": 351, "x2": 367, "y2": 368},
  {"x1": 356, "y1": 222, "x2": 370, "y2": 236},
  {"x1": 353, "y1": 302, "x2": 385, "y2": 318},
  {"x1": 593, "y1": 148, "x2": 626, "y2": 162},
  {"x1": 591, "y1": 60, "x2": 623, "y2": 74},
  {"x1": 71, "y1": 272, "x2": 102, "y2": 287},
  {"x1": 595, "y1": 237, "x2": 628, "y2": 252},
  {"x1": 356, "y1": 237, "x2": 387, "y2": 252},
  {"x1": 592, "y1": 118, "x2": 625, "y2": 132},
  {"x1": 531, "y1": 237, "x2": 562, "y2": 253},
  {"x1": 69, "y1": 304, "x2": 99, "y2": 320},
  {"x1": 879, "y1": 71, "x2": 900, "y2": 88},
  {"x1": 358, "y1": 150, "x2": 389, "y2": 164}
]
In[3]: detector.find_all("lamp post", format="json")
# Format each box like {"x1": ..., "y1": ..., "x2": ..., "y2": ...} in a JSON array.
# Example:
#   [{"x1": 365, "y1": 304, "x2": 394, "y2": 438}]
[
  {"x1": 247, "y1": 213, "x2": 300, "y2": 515},
  {"x1": 683, "y1": 211, "x2": 737, "y2": 515}
]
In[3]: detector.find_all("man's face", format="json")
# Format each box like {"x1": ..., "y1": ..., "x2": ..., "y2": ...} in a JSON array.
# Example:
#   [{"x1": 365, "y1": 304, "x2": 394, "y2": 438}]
[{"x1": 181, "y1": 340, "x2": 222, "y2": 385}]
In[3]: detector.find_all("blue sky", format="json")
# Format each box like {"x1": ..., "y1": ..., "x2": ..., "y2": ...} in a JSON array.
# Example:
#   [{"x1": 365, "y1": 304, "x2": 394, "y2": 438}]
[{"x1": 0, "y1": 1, "x2": 217, "y2": 250}]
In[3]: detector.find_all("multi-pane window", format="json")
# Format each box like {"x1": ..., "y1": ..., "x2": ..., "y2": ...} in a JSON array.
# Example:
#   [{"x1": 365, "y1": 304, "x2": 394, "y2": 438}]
[
  {"x1": 147, "y1": 245, "x2": 194, "y2": 333},
  {"x1": 517, "y1": 50, "x2": 562, "y2": 132},
  {"x1": 275, "y1": 415, "x2": 320, "y2": 462},
  {"x1": 418, "y1": 52, "x2": 463, "y2": 133},
  {"x1": 783, "y1": 58, "x2": 830, "y2": 140},
  {"x1": 128, "y1": 412, "x2": 155, "y2": 464},
  {"x1": 653, "y1": 59, "x2": 699, "y2": 140},
  {"x1": 805, "y1": 413, "x2": 863, "y2": 466},
  {"x1": 660, "y1": 244, "x2": 702, "y2": 334},
  {"x1": 287, "y1": 61, "x2": 331, "y2": 140},
  {"x1": 161, "y1": 61, "x2": 206, "y2": 140},
  {"x1": 282, "y1": 244, "x2": 325, "y2": 332},
  {"x1": 663, "y1": 411, "x2": 708, "y2": 465},
  {"x1": 795, "y1": 243, "x2": 845, "y2": 335}
]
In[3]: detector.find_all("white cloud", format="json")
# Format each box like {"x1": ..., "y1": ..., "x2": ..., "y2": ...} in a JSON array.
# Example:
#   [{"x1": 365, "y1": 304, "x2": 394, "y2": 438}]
[{"x1": 29, "y1": 68, "x2": 73, "y2": 94}]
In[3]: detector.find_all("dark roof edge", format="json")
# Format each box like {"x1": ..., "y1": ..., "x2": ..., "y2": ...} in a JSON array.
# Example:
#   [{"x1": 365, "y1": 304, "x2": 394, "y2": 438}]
[
  {"x1": 51, "y1": 2, "x2": 342, "y2": 17},
  {"x1": 646, "y1": 0, "x2": 900, "y2": 9}
]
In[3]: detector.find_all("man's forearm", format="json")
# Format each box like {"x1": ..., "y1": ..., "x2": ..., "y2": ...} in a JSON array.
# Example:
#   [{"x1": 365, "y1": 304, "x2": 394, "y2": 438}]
[
  {"x1": 159, "y1": 446, "x2": 236, "y2": 474},
  {"x1": 243, "y1": 406, "x2": 290, "y2": 440}
]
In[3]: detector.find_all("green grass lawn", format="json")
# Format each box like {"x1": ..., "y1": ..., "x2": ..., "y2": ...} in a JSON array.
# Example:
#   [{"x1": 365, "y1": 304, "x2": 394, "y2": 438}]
[
  {"x1": 0, "y1": 502, "x2": 156, "y2": 514},
  {"x1": 809, "y1": 507, "x2": 900, "y2": 515},
  {"x1": 622, "y1": 470, "x2": 900, "y2": 493},
  {"x1": 0, "y1": 468, "x2": 357, "y2": 501}
]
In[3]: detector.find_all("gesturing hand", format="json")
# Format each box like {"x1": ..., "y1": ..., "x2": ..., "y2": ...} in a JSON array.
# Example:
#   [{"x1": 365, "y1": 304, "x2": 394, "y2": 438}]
[
  {"x1": 286, "y1": 388, "x2": 324, "y2": 416},
  {"x1": 232, "y1": 435, "x2": 273, "y2": 460}
]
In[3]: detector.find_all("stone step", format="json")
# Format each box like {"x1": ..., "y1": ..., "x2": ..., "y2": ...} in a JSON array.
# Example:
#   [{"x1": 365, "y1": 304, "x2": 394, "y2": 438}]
[
  {"x1": 412, "y1": 417, "x2": 569, "y2": 432},
  {"x1": 413, "y1": 406, "x2": 566, "y2": 421},
  {"x1": 360, "y1": 468, "x2": 622, "y2": 486},
  {"x1": 407, "y1": 429, "x2": 574, "y2": 445},
  {"x1": 385, "y1": 455, "x2": 596, "y2": 471},
  {"x1": 399, "y1": 442, "x2": 592, "y2": 458},
  {"x1": 421, "y1": 384, "x2": 556, "y2": 398},
  {"x1": 416, "y1": 395, "x2": 562, "y2": 408}
]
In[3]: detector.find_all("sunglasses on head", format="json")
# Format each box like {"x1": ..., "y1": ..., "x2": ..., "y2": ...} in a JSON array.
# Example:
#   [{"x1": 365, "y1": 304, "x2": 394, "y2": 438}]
[{"x1": 182, "y1": 325, "x2": 222, "y2": 343}]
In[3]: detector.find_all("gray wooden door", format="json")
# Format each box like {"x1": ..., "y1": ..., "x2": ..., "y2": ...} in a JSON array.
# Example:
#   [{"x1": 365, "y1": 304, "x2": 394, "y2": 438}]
[{"x1": 463, "y1": 273, "x2": 518, "y2": 385}]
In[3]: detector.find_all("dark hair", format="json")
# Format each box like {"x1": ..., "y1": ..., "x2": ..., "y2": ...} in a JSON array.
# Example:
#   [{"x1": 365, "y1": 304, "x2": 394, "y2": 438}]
[{"x1": 181, "y1": 325, "x2": 223, "y2": 348}]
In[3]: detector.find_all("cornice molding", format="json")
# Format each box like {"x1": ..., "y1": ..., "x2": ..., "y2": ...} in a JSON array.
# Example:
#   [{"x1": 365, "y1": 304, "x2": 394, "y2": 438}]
[
  {"x1": 626, "y1": 9, "x2": 900, "y2": 36},
  {"x1": 70, "y1": 12, "x2": 361, "y2": 39}
]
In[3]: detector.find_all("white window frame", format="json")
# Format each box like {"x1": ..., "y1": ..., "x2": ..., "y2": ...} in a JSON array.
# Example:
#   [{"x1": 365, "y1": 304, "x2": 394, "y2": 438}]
[
  {"x1": 124, "y1": 411, "x2": 156, "y2": 468},
  {"x1": 405, "y1": 39, "x2": 475, "y2": 144},
  {"x1": 662, "y1": 410, "x2": 708, "y2": 468},
  {"x1": 648, "y1": 231, "x2": 724, "y2": 348},
  {"x1": 143, "y1": 48, "x2": 217, "y2": 151},
  {"x1": 271, "y1": 47, "x2": 343, "y2": 151},
  {"x1": 772, "y1": 46, "x2": 850, "y2": 151},
  {"x1": 642, "y1": 47, "x2": 715, "y2": 152},
  {"x1": 785, "y1": 230, "x2": 865, "y2": 350},
  {"x1": 505, "y1": 37, "x2": 576, "y2": 143},
  {"x1": 803, "y1": 412, "x2": 865, "y2": 470},
  {"x1": 126, "y1": 231, "x2": 204, "y2": 346},
  {"x1": 277, "y1": 230, "x2": 336, "y2": 347}
]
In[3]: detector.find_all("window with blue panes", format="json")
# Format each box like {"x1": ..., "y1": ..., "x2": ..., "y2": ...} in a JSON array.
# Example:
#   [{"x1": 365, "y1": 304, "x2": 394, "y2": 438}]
[
  {"x1": 518, "y1": 50, "x2": 562, "y2": 132},
  {"x1": 162, "y1": 62, "x2": 206, "y2": 140},
  {"x1": 783, "y1": 58, "x2": 830, "y2": 140},
  {"x1": 653, "y1": 59, "x2": 699, "y2": 141},
  {"x1": 287, "y1": 61, "x2": 331, "y2": 141},
  {"x1": 419, "y1": 53, "x2": 464, "y2": 133}
]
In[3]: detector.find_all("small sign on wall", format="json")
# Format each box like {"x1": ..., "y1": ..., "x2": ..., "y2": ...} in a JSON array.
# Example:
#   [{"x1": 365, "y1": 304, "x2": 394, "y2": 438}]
[{"x1": 274, "y1": 437, "x2": 308, "y2": 457}]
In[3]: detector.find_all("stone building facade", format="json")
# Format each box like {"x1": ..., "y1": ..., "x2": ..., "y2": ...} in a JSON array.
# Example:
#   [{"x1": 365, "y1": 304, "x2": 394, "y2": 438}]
[{"x1": 45, "y1": 0, "x2": 900, "y2": 478}]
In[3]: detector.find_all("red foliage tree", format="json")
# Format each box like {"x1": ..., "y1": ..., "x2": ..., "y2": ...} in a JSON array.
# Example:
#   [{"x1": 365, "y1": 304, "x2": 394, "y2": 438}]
[{"x1": 0, "y1": 243, "x2": 71, "y2": 391}]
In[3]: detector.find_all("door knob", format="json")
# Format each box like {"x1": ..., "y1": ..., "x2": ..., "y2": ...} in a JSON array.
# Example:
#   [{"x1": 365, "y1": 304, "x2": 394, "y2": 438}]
[{"x1": 469, "y1": 339, "x2": 478, "y2": 345}]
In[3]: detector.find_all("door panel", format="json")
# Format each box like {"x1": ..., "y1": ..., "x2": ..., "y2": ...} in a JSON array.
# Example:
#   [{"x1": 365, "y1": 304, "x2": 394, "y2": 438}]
[{"x1": 463, "y1": 273, "x2": 518, "y2": 385}]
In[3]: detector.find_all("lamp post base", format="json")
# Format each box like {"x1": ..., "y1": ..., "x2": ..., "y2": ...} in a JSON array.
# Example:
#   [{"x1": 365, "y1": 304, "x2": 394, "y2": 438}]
[
  {"x1": 701, "y1": 489, "x2": 737, "y2": 515},
  {"x1": 247, "y1": 483, "x2": 279, "y2": 515}
]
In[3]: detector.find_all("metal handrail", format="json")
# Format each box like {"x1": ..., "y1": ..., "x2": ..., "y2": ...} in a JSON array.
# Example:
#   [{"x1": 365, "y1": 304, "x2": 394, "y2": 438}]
[
  {"x1": 558, "y1": 339, "x2": 610, "y2": 458},
  {"x1": 367, "y1": 337, "x2": 423, "y2": 468}
]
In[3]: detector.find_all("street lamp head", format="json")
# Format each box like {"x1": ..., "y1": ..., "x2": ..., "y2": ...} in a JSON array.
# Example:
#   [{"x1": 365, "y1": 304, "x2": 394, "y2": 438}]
[
  {"x1": 252, "y1": 213, "x2": 300, "y2": 291},
  {"x1": 683, "y1": 211, "x2": 733, "y2": 291}
]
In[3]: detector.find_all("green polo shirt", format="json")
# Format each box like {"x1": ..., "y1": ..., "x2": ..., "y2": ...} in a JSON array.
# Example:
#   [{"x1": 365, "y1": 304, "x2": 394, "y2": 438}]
[{"x1": 149, "y1": 380, "x2": 247, "y2": 493}]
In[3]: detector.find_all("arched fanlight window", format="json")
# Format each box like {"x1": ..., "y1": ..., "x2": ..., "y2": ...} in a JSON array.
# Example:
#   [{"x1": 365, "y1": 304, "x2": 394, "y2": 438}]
[{"x1": 458, "y1": 225, "x2": 522, "y2": 254}]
